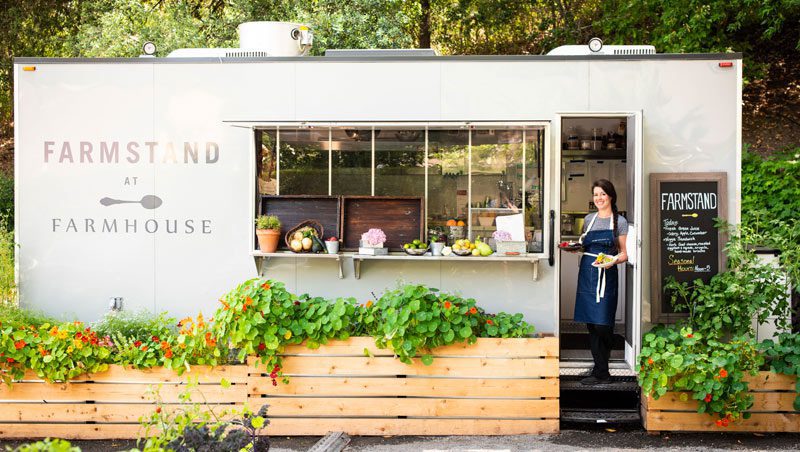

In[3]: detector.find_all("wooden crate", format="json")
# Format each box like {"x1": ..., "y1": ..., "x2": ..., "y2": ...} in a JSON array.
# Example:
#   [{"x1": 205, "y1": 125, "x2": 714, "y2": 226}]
[
  {"x1": 642, "y1": 372, "x2": 800, "y2": 432},
  {"x1": 249, "y1": 336, "x2": 560, "y2": 435},
  {"x1": 0, "y1": 365, "x2": 249, "y2": 440},
  {"x1": 260, "y1": 195, "x2": 342, "y2": 248},
  {"x1": 341, "y1": 196, "x2": 424, "y2": 251}
]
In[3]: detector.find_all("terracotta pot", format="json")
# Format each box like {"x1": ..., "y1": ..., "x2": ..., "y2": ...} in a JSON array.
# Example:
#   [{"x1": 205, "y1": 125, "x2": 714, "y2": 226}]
[{"x1": 256, "y1": 229, "x2": 281, "y2": 253}]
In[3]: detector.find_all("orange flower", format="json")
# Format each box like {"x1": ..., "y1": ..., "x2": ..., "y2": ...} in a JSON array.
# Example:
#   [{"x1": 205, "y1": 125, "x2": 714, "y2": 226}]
[
  {"x1": 366, "y1": 300, "x2": 373, "y2": 308},
  {"x1": 486, "y1": 319, "x2": 493, "y2": 325},
  {"x1": 647, "y1": 358, "x2": 654, "y2": 365},
  {"x1": 161, "y1": 341, "x2": 169, "y2": 349},
  {"x1": 261, "y1": 282, "x2": 271, "y2": 290},
  {"x1": 469, "y1": 307, "x2": 478, "y2": 315},
  {"x1": 444, "y1": 301, "x2": 452, "y2": 309},
  {"x1": 14, "y1": 340, "x2": 26, "y2": 350},
  {"x1": 719, "y1": 368, "x2": 728, "y2": 378},
  {"x1": 164, "y1": 349, "x2": 173, "y2": 359},
  {"x1": 141, "y1": 345, "x2": 148, "y2": 351},
  {"x1": 245, "y1": 297, "x2": 254, "y2": 306}
]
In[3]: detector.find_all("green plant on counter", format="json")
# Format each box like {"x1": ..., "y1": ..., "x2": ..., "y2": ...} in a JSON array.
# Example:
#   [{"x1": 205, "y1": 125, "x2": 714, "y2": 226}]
[
  {"x1": 362, "y1": 284, "x2": 534, "y2": 365},
  {"x1": 254, "y1": 215, "x2": 281, "y2": 231},
  {"x1": 136, "y1": 378, "x2": 270, "y2": 452},
  {"x1": 759, "y1": 332, "x2": 800, "y2": 410},
  {"x1": 637, "y1": 325, "x2": 763, "y2": 425}
]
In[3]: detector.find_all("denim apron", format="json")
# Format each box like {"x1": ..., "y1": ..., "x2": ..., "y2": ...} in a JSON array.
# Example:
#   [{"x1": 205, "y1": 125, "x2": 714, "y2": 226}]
[{"x1": 574, "y1": 214, "x2": 618, "y2": 326}]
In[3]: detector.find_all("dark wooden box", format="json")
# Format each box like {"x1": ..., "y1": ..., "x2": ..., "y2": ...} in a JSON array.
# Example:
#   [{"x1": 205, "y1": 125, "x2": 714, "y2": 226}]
[
  {"x1": 260, "y1": 195, "x2": 342, "y2": 250},
  {"x1": 341, "y1": 196, "x2": 424, "y2": 251}
]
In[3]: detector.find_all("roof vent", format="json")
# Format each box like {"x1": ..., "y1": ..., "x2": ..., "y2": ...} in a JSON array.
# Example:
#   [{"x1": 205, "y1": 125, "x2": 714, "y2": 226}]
[
  {"x1": 548, "y1": 38, "x2": 655, "y2": 56},
  {"x1": 167, "y1": 21, "x2": 312, "y2": 58}
]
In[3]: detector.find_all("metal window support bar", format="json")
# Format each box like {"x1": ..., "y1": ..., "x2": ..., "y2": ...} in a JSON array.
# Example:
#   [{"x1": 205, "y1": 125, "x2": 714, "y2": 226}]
[{"x1": 253, "y1": 252, "x2": 344, "y2": 279}]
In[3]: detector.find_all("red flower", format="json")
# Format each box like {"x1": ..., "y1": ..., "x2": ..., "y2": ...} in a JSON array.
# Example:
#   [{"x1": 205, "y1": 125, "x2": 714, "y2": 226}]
[
  {"x1": 444, "y1": 301, "x2": 452, "y2": 309},
  {"x1": 14, "y1": 340, "x2": 26, "y2": 350},
  {"x1": 152, "y1": 336, "x2": 159, "y2": 342},
  {"x1": 156, "y1": 407, "x2": 162, "y2": 413},
  {"x1": 270, "y1": 372, "x2": 277, "y2": 379},
  {"x1": 721, "y1": 418, "x2": 729, "y2": 427},
  {"x1": 261, "y1": 283, "x2": 271, "y2": 290},
  {"x1": 258, "y1": 343, "x2": 266, "y2": 351},
  {"x1": 134, "y1": 340, "x2": 142, "y2": 347},
  {"x1": 704, "y1": 394, "x2": 712, "y2": 403},
  {"x1": 469, "y1": 307, "x2": 478, "y2": 315},
  {"x1": 165, "y1": 349, "x2": 173, "y2": 359},
  {"x1": 686, "y1": 333, "x2": 693, "y2": 338},
  {"x1": 486, "y1": 319, "x2": 493, "y2": 325},
  {"x1": 272, "y1": 379, "x2": 278, "y2": 386},
  {"x1": 6, "y1": 357, "x2": 14, "y2": 363},
  {"x1": 294, "y1": 301, "x2": 300, "y2": 306},
  {"x1": 719, "y1": 369, "x2": 728, "y2": 378}
]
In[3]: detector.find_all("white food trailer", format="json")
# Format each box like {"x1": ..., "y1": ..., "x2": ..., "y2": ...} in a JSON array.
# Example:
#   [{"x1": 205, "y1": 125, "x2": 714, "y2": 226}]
[{"x1": 13, "y1": 22, "x2": 741, "y2": 376}]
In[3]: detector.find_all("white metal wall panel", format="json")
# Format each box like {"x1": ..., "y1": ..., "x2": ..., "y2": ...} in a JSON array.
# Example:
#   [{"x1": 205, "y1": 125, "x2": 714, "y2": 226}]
[
  {"x1": 16, "y1": 64, "x2": 156, "y2": 318},
  {"x1": 588, "y1": 59, "x2": 739, "y2": 326},
  {"x1": 440, "y1": 61, "x2": 590, "y2": 119},
  {"x1": 295, "y1": 62, "x2": 441, "y2": 119}
]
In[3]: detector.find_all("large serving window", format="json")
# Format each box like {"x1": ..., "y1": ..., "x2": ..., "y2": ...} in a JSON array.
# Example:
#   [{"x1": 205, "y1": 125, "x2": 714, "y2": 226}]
[{"x1": 257, "y1": 124, "x2": 547, "y2": 253}]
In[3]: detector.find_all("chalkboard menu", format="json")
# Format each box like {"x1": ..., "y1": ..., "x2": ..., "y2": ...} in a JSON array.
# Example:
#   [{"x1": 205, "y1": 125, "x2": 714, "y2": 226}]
[{"x1": 650, "y1": 173, "x2": 727, "y2": 323}]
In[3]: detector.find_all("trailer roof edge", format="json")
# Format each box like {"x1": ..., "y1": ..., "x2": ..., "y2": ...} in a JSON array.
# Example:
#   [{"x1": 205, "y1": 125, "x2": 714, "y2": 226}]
[{"x1": 14, "y1": 53, "x2": 743, "y2": 64}]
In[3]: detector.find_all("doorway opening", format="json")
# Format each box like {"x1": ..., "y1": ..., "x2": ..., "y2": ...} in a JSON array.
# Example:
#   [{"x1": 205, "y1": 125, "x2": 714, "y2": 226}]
[{"x1": 556, "y1": 114, "x2": 642, "y2": 425}]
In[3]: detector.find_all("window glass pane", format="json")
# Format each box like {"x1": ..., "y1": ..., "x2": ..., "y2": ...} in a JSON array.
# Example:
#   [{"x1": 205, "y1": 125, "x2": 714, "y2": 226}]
[
  {"x1": 525, "y1": 128, "x2": 545, "y2": 253},
  {"x1": 427, "y1": 129, "x2": 469, "y2": 242},
  {"x1": 375, "y1": 128, "x2": 425, "y2": 197},
  {"x1": 278, "y1": 129, "x2": 328, "y2": 195},
  {"x1": 259, "y1": 131, "x2": 277, "y2": 195},
  {"x1": 469, "y1": 129, "x2": 524, "y2": 241},
  {"x1": 331, "y1": 128, "x2": 371, "y2": 195}
]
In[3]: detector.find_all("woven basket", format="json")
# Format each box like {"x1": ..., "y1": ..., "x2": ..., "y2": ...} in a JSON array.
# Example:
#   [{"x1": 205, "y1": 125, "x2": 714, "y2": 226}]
[{"x1": 284, "y1": 220, "x2": 324, "y2": 249}]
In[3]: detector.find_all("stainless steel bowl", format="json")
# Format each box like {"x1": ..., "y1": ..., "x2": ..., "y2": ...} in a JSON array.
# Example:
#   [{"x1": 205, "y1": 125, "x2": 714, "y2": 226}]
[{"x1": 404, "y1": 247, "x2": 428, "y2": 256}]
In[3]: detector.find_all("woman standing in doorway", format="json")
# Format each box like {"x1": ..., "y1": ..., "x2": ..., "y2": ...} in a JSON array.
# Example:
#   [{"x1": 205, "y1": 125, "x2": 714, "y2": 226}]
[{"x1": 575, "y1": 179, "x2": 628, "y2": 385}]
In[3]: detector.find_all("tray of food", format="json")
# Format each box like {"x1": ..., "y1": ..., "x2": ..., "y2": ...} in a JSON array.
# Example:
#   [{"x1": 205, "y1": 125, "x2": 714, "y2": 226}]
[{"x1": 558, "y1": 240, "x2": 584, "y2": 252}]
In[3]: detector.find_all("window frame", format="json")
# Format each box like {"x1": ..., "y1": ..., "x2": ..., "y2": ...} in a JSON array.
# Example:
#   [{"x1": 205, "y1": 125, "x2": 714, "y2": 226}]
[{"x1": 252, "y1": 121, "x2": 551, "y2": 258}]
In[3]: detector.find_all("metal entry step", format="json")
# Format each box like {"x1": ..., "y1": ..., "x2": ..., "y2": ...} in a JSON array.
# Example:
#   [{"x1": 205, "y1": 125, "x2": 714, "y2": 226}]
[
  {"x1": 560, "y1": 378, "x2": 639, "y2": 392},
  {"x1": 561, "y1": 408, "x2": 641, "y2": 424}
]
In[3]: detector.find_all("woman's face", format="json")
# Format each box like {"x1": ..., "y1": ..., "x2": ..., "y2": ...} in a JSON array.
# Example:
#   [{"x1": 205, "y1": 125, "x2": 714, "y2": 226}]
[{"x1": 593, "y1": 186, "x2": 611, "y2": 210}]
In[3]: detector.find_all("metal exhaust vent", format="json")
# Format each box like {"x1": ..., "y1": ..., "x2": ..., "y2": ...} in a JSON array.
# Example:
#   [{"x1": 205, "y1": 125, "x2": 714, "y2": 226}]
[
  {"x1": 613, "y1": 47, "x2": 656, "y2": 55},
  {"x1": 225, "y1": 50, "x2": 272, "y2": 58}
]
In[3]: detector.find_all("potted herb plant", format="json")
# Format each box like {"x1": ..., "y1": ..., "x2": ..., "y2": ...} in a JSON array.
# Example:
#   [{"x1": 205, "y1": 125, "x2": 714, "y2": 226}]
[
  {"x1": 255, "y1": 215, "x2": 281, "y2": 253},
  {"x1": 429, "y1": 229, "x2": 446, "y2": 256}
]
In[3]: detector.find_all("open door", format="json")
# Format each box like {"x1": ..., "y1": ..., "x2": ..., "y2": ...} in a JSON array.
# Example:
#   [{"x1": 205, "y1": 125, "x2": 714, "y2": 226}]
[{"x1": 624, "y1": 111, "x2": 643, "y2": 369}]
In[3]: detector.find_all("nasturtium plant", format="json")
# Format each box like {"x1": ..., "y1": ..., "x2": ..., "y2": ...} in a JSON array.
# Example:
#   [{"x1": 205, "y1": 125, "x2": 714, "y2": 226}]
[
  {"x1": 363, "y1": 284, "x2": 534, "y2": 365},
  {"x1": 638, "y1": 325, "x2": 763, "y2": 425}
]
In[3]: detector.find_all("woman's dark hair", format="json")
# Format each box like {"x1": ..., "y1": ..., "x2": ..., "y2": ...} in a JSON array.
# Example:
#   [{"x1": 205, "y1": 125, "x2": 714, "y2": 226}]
[{"x1": 592, "y1": 179, "x2": 619, "y2": 238}]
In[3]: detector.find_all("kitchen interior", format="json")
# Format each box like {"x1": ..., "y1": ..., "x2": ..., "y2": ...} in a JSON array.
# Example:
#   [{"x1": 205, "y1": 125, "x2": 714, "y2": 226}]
[{"x1": 559, "y1": 117, "x2": 629, "y2": 362}]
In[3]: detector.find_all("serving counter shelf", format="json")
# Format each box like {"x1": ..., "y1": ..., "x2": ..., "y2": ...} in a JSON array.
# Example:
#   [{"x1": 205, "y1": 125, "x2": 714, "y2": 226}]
[{"x1": 251, "y1": 251, "x2": 544, "y2": 281}]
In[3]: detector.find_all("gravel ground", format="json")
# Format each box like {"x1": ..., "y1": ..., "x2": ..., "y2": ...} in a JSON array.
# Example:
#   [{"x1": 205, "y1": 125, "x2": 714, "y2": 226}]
[{"x1": 2, "y1": 426, "x2": 800, "y2": 451}]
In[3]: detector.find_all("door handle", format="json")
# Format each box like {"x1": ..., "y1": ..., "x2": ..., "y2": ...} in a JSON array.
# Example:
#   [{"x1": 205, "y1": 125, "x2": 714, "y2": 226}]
[{"x1": 548, "y1": 210, "x2": 555, "y2": 266}]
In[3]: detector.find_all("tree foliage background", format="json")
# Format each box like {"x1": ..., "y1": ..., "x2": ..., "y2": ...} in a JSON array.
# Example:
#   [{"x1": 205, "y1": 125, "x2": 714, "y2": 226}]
[{"x1": 1, "y1": 0, "x2": 799, "y2": 163}]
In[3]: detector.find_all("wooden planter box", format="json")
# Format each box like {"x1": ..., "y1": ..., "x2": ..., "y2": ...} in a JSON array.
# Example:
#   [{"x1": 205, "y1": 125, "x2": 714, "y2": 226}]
[
  {"x1": 0, "y1": 337, "x2": 558, "y2": 439},
  {"x1": 251, "y1": 337, "x2": 559, "y2": 436},
  {"x1": 0, "y1": 365, "x2": 248, "y2": 439},
  {"x1": 642, "y1": 371, "x2": 800, "y2": 432}
]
